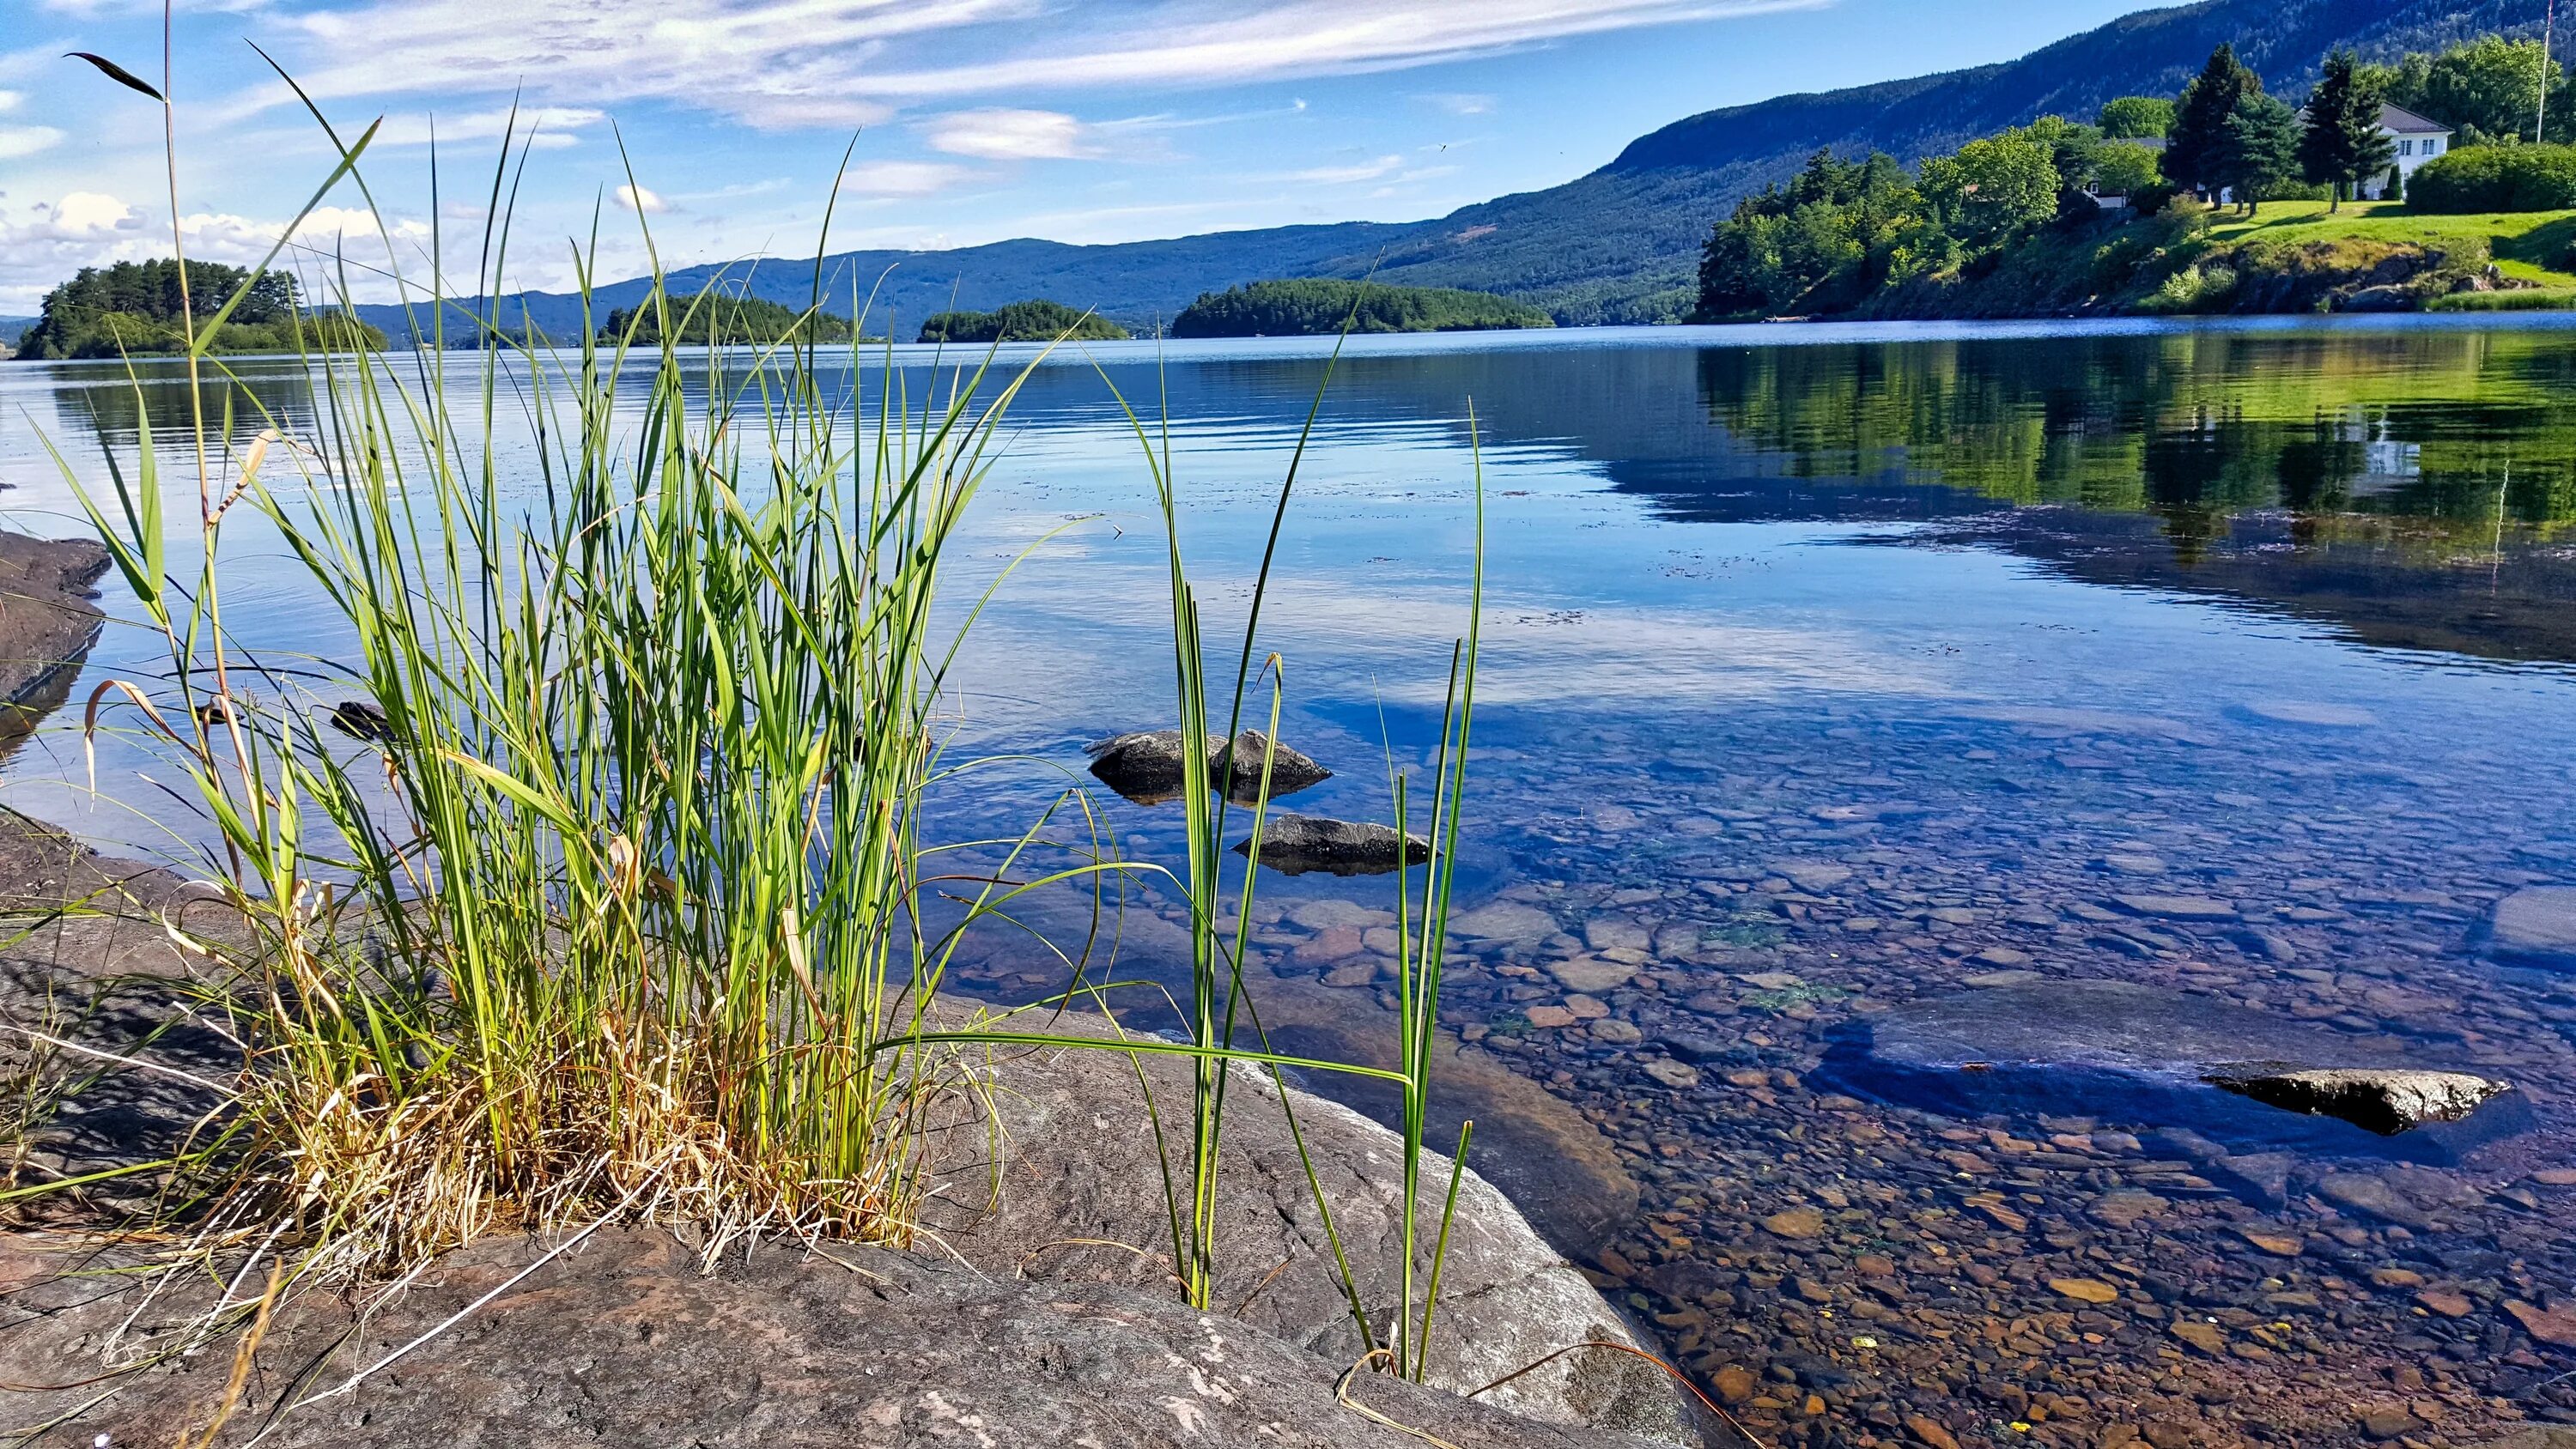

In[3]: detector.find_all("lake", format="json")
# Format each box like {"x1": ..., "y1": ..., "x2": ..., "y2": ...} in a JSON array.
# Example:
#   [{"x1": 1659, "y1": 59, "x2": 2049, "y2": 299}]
[{"x1": 7, "y1": 318, "x2": 2576, "y2": 1443}]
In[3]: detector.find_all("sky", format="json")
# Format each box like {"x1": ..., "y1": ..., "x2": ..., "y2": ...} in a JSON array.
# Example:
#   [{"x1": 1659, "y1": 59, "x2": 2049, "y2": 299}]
[{"x1": 0, "y1": 0, "x2": 2152, "y2": 313}]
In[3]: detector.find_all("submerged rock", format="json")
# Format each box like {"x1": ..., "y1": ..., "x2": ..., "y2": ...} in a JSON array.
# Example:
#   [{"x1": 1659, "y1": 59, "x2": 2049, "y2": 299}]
[
  {"x1": 329, "y1": 698, "x2": 393, "y2": 743},
  {"x1": 1086, "y1": 728, "x2": 1331, "y2": 805},
  {"x1": 1821, "y1": 979, "x2": 2527, "y2": 1161},
  {"x1": 1233, "y1": 813, "x2": 1429, "y2": 876},
  {"x1": 2204, "y1": 1067, "x2": 2514, "y2": 1137},
  {"x1": 2486, "y1": 885, "x2": 2576, "y2": 969}
]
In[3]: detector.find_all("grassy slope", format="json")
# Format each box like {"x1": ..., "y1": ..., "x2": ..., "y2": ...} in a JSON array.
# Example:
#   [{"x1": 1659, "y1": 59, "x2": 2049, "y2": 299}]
[{"x1": 2202, "y1": 200, "x2": 2576, "y2": 288}]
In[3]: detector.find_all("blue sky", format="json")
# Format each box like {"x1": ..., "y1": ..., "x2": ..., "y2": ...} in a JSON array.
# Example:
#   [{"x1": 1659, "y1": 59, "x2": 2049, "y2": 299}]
[{"x1": 0, "y1": 0, "x2": 2148, "y2": 312}]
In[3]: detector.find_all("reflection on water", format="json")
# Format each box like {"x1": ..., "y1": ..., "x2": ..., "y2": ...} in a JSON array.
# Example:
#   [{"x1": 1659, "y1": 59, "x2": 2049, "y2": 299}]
[{"x1": 8, "y1": 318, "x2": 2576, "y2": 1442}]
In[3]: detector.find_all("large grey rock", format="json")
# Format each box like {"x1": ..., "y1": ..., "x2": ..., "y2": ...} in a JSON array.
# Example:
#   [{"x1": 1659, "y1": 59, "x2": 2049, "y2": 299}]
[
  {"x1": 0, "y1": 532, "x2": 108, "y2": 731},
  {"x1": 1823, "y1": 979, "x2": 2527, "y2": 1162},
  {"x1": 0, "y1": 1231, "x2": 1664, "y2": 1449},
  {"x1": 1235, "y1": 812, "x2": 1430, "y2": 876},
  {"x1": 1087, "y1": 729, "x2": 1331, "y2": 805},
  {"x1": 2488, "y1": 885, "x2": 2576, "y2": 969},
  {"x1": 930, "y1": 1002, "x2": 1688, "y2": 1444},
  {"x1": 2204, "y1": 1067, "x2": 2514, "y2": 1136}
]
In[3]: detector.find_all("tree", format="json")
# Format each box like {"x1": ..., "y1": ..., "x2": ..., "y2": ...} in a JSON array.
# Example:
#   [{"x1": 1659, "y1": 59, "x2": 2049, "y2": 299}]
[
  {"x1": 2168, "y1": 45, "x2": 2263, "y2": 196},
  {"x1": 2093, "y1": 142, "x2": 2165, "y2": 199},
  {"x1": 917, "y1": 299, "x2": 1129, "y2": 343},
  {"x1": 15, "y1": 258, "x2": 380, "y2": 360},
  {"x1": 2214, "y1": 94, "x2": 2305, "y2": 214},
  {"x1": 2098, "y1": 96, "x2": 2177, "y2": 140},
  {"x1": 2300, "y1": 51, "x2": 2395, "y2": 209},
  {"x1": 1917, "y1": 132, "x2": 2061, "y2": 243},
  {"x1": 2369, "y1": 37, "x2": 2569, "y2": 146}
]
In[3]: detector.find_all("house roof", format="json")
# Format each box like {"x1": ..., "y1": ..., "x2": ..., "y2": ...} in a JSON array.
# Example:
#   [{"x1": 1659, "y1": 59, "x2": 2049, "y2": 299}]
[{"x1": 2379, "y1": 102, "x2": 2451, "y2": 135}]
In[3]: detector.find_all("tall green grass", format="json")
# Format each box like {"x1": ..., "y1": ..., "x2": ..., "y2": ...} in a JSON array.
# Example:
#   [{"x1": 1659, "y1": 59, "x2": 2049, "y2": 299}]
[{"x1": 35, "y1": 39, "x2": 1485, "y2": 1388}]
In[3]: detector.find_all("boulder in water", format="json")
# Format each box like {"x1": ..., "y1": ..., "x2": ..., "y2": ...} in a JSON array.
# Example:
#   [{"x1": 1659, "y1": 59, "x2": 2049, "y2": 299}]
[
  {"x1": 1085, "y1": 729, "x2": 1330, "y2": 805},
  {"x1": 2202, "y1": 1067, "x2": 2514, "y2": 1137},
  {"x1": 1821, "y1": 979, "x2": 2526, "y2": 1162},
  {"x1": 2486, "y1": 885, "x2": 2576, "y2": 969},
  {"x1": 1234, "y1": 813, "x2": 1428, "y2": 876}
]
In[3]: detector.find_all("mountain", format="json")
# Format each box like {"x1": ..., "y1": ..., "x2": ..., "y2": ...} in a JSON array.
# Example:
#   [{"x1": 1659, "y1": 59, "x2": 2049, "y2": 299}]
[
  {"x1": 0, "y1": 317, "x2": 35, "y2": 347},
  {"x1": 354, "y1": 0, "x2": 2556, "y2": 343}
]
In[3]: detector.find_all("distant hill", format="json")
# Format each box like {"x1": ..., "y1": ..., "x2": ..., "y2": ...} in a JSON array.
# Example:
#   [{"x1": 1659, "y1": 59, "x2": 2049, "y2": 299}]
[
  {"x1": 1173, "y1": 279, "x2": 1551, "y2": 336},
  {"x1": 355, "y1": 0, "x2": 2557, "y2": 340},
  {"x1": 0, "y1": 317, "x2": 35, "y2": 347}
]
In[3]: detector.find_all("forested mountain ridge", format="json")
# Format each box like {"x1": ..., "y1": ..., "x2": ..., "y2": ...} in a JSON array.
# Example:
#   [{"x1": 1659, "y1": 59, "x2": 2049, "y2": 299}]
[{"x1": 352, "y1": 0, "x2": 2558, "y2": 343}]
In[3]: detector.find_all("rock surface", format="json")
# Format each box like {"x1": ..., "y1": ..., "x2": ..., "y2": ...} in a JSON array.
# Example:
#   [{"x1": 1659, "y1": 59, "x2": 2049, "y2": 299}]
[
  {"x1": 0, "y1": 1230, "x2": 1667, "y2": 1449},
  {"x1": 0, "y1": 532, "x2": 108, "y2": 729},
  {"x1": 1087, "y1": 729, "x2": 1331, "y2": 805},
  {"x1": 2204, "y1": 1066, "x2": 2515, "y2": 1137},
  {"x1": 2488, "y1": 885, "x2": 2576, "y2": 969},
  {"x1": 928, "y1": 1011, "x2": 1689, "y2": 1443},
  {"x1": 1234, "y1": 812, "x2": 1431, "y2": 876},
  {"x1": 1824, "y1": 979, "x2": 2527, "y2": 1160}
]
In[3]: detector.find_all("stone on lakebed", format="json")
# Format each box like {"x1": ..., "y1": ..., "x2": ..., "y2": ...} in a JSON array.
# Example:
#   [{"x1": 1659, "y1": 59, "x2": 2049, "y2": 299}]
[
  {"x1": 1086, "y1": 728, "x2": 1330, "y2": 805},
  {"x1": 1819, "y1": 979, "x2": 2526, "y2": 1163},
  {"x1": 1233, "y1": 813, "x2": 1427, "y2": 876},
  {"x1": 2485, "y1": 885, "x2": 2576, "y2": 969}
]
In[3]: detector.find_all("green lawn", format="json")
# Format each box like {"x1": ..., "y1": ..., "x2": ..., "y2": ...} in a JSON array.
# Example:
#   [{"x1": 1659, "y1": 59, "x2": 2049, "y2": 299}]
[{"x1": 2200, "y1": 199, "x2": 2576, "y2": 290}]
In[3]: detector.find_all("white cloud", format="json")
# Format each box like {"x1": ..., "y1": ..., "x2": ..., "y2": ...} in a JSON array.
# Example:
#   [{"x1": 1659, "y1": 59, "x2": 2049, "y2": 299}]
[
  {"x1": 922, "y1": 107, "x2": 1097, "y2": 161},
  {"x1": 613, "y1": 183, "x2": 667, "y2": 213},
  {"x1": 0, "y1": 90, "x2": 22, "y2": 112},
  {"x1": 251, "y1": 0, "x2": 1813, "y2": 129},
  {"x1": 838, "y1": 161, "x2": 981, "y2": 197},
  {"x1": 373, "y1": 106, "x2": 608, "y2": 150},
  {"x1": 1286, "y1": 154, "x2": 1404, "y2": 185},
  {"x1": 0, "y1": 125, "x2": 65, "y2": 160},
  {"x1": 52, "y1": 192, "x2": 142, "y2": 234},
  {"x1": 1417, "y1": 92, "x2": 1496, "y2": 115}
]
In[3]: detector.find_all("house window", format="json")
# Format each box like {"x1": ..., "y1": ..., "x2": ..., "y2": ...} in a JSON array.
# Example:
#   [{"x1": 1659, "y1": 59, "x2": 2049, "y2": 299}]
[
  {"x1": 2398, "y1": 139, "x2": 2414, "y2": 156},
  {"x1": 2428, "y1": 137, "x2": 2442, "y2": 154}
]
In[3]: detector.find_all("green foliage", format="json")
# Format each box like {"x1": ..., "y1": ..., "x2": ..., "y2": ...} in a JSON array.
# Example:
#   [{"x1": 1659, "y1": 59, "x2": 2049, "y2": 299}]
[
  {"x1": 1693, "y1": 149, "x2": 1917, "y2": 318},
  {"x1": 2093, "y1": 142, "x2": 2166, "y2": 197},
  {"x1": 916, "y1": 299, "x2": 1127, "y2": 343},
  {"x1": 16, "y1": 259, "x2": 386, "y2": 359},
  {"x1": 2215, "y1": 94, "x2": 2306, "y2": 210},
  {"x1": 600, "y1": 290, "x2": 859, "y2": 346},
  {"x1": 2167, "y1": 45, "x2": 2263, "y2": 195},
  {"x1": 2365, "y1": 36, "x2": 2567, "y2": 147},
  {"x1": 2409, "y1": 144, "x2": 2576, "y2": 212},
  {"x1": 1169, "y1": 279, "x2": 1551, "y2": 336},
  {"x1": 2302, "y1": 52, "x2": 2397, "y2": 207},
  {"x1": 1920, "y1": 132, "x2": 2064, "y2": 242},
  {"x1": 2098, "y1": 96, "x2": 2176, "y2": 140}
]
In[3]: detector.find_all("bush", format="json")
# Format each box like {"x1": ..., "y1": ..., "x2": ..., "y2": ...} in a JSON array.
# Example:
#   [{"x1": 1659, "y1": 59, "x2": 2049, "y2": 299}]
[
  {"x1": 2142, "y1": 263, "x2": 2239, "y2": 313},
  {"x1": 2409, "y1": 144, "x2": 2576, "y2": 212}
]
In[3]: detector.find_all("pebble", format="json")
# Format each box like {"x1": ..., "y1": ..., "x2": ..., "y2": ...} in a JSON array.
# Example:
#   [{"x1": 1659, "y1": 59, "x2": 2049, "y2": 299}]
[
  {"x1": 2111, "y1": 894, "x2": 2239, "y2": 921},
  {"x1": 1762, "y1": 1208, "x2": 1827, "y2": 1240},
  {"x1": 2050, "y1": 1276, "x2": 2121, "y2": 1304},
  {"x1": 1642, "y1": 1058, "x2": 1701, "y2": 1088}
]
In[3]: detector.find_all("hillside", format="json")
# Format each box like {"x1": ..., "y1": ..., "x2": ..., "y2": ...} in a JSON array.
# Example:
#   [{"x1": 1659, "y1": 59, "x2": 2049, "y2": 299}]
[{"x1": 355, "y1": 0, "x2": 2561, "y2": 342}]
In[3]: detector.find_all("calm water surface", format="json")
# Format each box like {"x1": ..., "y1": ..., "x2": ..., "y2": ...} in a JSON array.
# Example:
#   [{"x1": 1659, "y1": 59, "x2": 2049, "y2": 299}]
[{"x1": 6, "y1": 317, "x2": 2576, "y2": 1445}]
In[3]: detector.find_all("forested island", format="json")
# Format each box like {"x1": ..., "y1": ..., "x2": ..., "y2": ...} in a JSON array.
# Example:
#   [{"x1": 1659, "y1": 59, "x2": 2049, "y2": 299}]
[
  {"x1": 600, "y1": 292, "x2": 862, "y2": 345},
  {"x1": 1170, "y1": 279, "x2": 1552, "y2": 336},
  {"x1": 14, "y1": 260, "x2": 386, "y2": 359},
  {"x1": 917, "y1": 300, "x2": 1127, "y2": 343}
]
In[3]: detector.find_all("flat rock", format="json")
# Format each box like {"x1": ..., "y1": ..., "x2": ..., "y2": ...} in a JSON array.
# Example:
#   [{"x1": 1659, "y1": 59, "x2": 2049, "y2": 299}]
[
  {"x1": 2205, "y1": 1067, "x2": 2513, "y2": 1137},
  {"x1": 2487, "y1": 886, "x2": 2576, "y2": 969},
  {"x1": 2110, "y1": 894, "x2": 2237, "y2": 921},
  {"x1": 1449, "y1": 900, "x2": 1559, "y2": 942},
  {"x1": 2239, "y1": 699, "x2": 2379, "y2": 728},
  {"x1": 2316, "y1": 1172, "x2": 2436, "y2": 1229},
  {"x1": 0, "y1": 1231, "x2": 1665, "y2": 1449},
  {"x1": 1548, "y1": 956, "x2": 1638, "y2": 994},
  {"x1": 1236, "y1": 814, "x2": 1428, "y2": 876},
  {"x1": 1820, "y1": 979, "x2": 2527, "y2": 1162},
  {"x1": 0, "y1": 533, "x2": 108, "y2": 728},
  {"x1": 1774, "y1": 861, "x2": 1853, "y2": 892},
  {"x1": 1087, "y1": 729, "x2": 1331, "y2": 806}
]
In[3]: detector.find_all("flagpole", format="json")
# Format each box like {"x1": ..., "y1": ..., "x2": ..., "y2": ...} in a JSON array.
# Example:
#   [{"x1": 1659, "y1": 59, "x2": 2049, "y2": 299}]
[{"x1": 2543, "y1": 0, "x2": 2557, "y2": 142}]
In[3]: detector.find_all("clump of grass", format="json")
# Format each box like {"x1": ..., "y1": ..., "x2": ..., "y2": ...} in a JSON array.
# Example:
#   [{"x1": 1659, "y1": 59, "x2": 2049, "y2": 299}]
[{"x1": 43, "y1": 31, "x2": 1491, "y2": 1395}]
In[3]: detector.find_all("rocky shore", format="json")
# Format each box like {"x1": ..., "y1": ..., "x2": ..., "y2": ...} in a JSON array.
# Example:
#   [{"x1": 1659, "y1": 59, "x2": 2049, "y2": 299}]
[{"x1": 0, "y1": 532, "x2": 1690, "y2": 1446}]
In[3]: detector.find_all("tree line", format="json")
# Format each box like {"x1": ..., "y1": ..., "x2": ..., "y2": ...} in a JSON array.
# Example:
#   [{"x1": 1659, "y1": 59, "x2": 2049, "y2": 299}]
[
  {"x1": 15, "y1": 259, "x2": 386, "y2": 360},
  {"x1": 1695, "y1": 31, "x2": 2576, "y2": 319}
]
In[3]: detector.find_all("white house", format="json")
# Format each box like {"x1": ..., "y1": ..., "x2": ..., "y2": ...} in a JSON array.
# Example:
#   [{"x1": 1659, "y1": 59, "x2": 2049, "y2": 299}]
[{"x1": 2363, "y1": 102, "x2": 2453, "y2": 198}]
